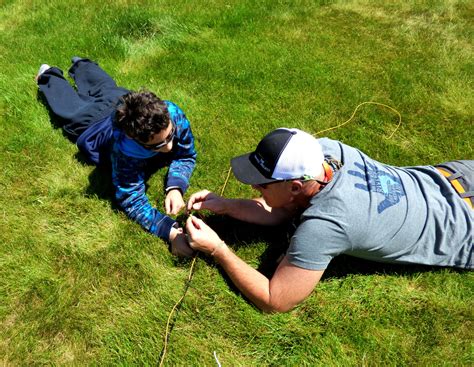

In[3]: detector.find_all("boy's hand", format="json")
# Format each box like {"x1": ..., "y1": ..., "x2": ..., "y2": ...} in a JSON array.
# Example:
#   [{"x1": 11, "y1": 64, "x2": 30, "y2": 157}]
[
  {"x1": 169, "y1": 227, "x2": 195, "y2": 257},
  {"x1": 165, "y1": 189, "x2": 185, "y2": 215}
]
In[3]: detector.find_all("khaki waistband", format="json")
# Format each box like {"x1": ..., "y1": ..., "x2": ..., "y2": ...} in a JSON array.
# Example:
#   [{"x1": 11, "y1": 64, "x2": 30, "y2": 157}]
[{"x1": 436, "y1": 167, "x2": 473, "y2": 209}]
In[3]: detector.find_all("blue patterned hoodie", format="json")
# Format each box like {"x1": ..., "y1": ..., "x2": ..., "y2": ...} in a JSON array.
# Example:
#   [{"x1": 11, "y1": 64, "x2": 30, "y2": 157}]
[{"x1": 110, "y1": 101, "x2": 197, "y2": 241}]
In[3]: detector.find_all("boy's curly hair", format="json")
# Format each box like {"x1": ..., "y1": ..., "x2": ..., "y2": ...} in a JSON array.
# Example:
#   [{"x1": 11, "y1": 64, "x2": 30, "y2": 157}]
[{"x1": 116, "y1": 90, "x2": 170, "y2": 143}]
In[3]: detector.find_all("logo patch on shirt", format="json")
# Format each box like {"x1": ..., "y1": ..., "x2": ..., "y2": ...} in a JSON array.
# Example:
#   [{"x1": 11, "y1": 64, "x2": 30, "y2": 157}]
[{"x1": 348, "y1": 162, "x2": 406, "y2": 213}]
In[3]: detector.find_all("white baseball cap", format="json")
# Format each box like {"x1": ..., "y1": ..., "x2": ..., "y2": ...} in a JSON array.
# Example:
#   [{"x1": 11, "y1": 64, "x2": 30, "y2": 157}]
[{"x1": 231, "y1": 128, "x2": 325, "y2": 185}]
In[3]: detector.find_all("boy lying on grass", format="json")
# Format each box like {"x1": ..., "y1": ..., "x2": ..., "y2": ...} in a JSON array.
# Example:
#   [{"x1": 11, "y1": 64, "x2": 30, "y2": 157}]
[{"x1": 36, "y1": 57, "x2": 195, "y2": 256}]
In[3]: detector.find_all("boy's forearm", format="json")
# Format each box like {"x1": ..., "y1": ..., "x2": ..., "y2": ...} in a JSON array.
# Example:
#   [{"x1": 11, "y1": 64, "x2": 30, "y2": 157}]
[
  {"x1": 167, "y1": 157, "x2": 196, "y2": 193},
  {"x1": 113, "y1": 172, "x2": 176, "y2": 240},
  {"x1": 120, "y1": 193, "x2": 176, "y2": 240}
]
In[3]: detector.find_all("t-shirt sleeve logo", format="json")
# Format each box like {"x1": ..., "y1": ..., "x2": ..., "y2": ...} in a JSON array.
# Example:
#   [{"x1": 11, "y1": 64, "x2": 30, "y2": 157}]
[{"x1": 348, "y1": 162, "x2": 406, "y2": 213}]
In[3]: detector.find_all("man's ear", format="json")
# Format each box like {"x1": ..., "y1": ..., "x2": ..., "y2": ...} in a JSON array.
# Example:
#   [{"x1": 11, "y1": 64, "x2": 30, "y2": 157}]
[{"x1": 290, "y1": 180, "x2": 303, "y2": 194}]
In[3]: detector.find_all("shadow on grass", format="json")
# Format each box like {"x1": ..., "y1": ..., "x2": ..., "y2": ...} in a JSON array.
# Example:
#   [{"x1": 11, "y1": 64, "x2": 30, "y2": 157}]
[
  {"x1": 189, "y1": 214, "x2": 289, "y2": 270},
  {"x1": 321, "y1": 254, "x2": 466, "y2": 280}
]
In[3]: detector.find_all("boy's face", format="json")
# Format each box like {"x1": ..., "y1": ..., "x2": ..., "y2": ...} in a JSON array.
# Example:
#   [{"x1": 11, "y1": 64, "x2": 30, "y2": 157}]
[{"x1": 137, "y1": 121, "x2": 175, "y2": 153}]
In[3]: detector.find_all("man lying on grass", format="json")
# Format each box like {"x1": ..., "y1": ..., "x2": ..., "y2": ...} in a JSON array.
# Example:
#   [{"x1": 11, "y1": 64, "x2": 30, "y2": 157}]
[
  {"x1": 36, "y1": 57, "x2": 196, "y2": 256},
  {"x1": 185, "y1": 128, "x2": 473, "y2": 312}
]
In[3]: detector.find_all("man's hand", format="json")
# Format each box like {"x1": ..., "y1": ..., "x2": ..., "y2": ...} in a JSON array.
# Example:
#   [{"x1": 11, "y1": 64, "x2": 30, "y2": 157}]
[
  {"x1": 186, "y1": 190, "x2": 227, "y2": 215},
  {"x1": 185, "y1": 215, "x2": 225, "y2": 255},
  {"x1": 169, "y1": 227, "x2": 195, "y2": 257},
  {"x1": 165, "y1": 189, "x2": 185, "y2": 215}
]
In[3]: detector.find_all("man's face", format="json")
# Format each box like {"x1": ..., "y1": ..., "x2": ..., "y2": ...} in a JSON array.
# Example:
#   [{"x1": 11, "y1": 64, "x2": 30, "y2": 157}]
[
  {"x1": 138, "y1": 121, "x2": 175, "y2": 153},
  {"x1": 252, "y1": 181, "x2": 293, "y2": 208}
]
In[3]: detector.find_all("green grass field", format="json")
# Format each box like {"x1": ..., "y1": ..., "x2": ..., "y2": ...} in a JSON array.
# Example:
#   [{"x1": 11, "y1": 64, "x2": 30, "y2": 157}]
[{"x1": 1, "y1": 1, "x2": 473, "y2": 365}]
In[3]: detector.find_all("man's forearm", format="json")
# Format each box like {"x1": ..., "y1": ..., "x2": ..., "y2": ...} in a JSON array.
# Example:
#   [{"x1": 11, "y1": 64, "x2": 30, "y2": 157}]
[
  {"x1": 222, "y1": 197, "x2": 291, "y2": 226},
  {"x1": 212, "y1": 246, "x2": 323, "y2": 313}
]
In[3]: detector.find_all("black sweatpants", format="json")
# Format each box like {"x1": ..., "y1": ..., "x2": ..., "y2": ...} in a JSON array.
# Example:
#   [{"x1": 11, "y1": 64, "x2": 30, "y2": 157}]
[{"x1": 37, "y1": 58, "x2": 129, "y2": 139}]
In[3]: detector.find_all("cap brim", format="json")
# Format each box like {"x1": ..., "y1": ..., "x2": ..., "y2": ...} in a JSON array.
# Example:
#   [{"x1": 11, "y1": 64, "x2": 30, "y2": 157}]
[{"x1": 231, "y1": 153, "x2": 276, "y2": 185}]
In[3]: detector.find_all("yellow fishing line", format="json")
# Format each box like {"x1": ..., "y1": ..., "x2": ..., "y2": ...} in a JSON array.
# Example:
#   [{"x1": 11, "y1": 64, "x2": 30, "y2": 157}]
[
  {"x1": 314, "y1": 101, "x2": 402, "y2": 138},
  {"x1": 159, "y1": 256, "x2": 197, "y2": 367},
  {"x1": 159, "y1": 166, "x2": 233, "y2": 367}
]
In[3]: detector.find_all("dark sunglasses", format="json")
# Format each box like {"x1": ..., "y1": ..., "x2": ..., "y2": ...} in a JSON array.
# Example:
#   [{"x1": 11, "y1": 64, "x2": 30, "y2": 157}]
[
  {"x1": 253, "y1": 181, "x2": 280, "y2": 190},
  {"x1": 254, "y1": 163, "x2": 333, "y2": 190},
  {"x1": 253, "y1": 177, "x2": 328, "y2": 190},
  {"x1": 138, "y1": 122, "x2": 176, "y2": 150}
]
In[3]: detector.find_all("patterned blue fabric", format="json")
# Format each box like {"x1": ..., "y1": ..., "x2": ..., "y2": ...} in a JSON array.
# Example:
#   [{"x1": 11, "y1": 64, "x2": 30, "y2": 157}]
[
  {"x1": 111, "y1": 101, "x2": 197, "y2": 240},
  {"x1": 76, "y1": 114, "x2": 114, "y2": 165}
]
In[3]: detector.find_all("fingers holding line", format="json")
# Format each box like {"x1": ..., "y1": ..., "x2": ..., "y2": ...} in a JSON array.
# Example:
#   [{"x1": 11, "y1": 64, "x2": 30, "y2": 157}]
[
  {"x1": 185, "y1": 214, "x2": 202, "y2": 232},
  {"x1": 186, "y1": 189, "x2": 212, "y2": 212}
]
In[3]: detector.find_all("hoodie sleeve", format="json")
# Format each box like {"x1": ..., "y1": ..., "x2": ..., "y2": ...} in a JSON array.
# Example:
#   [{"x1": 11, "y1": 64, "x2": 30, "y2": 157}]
[
  {"x1": 165, "y1": 101, "x2": 197, "y2": 194},
  {"x1": 111, "y1": 146, "x2": 176, "y2": 241}
]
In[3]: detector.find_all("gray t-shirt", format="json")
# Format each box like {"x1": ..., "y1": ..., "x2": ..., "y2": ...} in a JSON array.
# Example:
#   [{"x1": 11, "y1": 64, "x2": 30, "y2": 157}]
[{"x1": 287, "y1": 138, "x2": 473, "y2": 270}]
